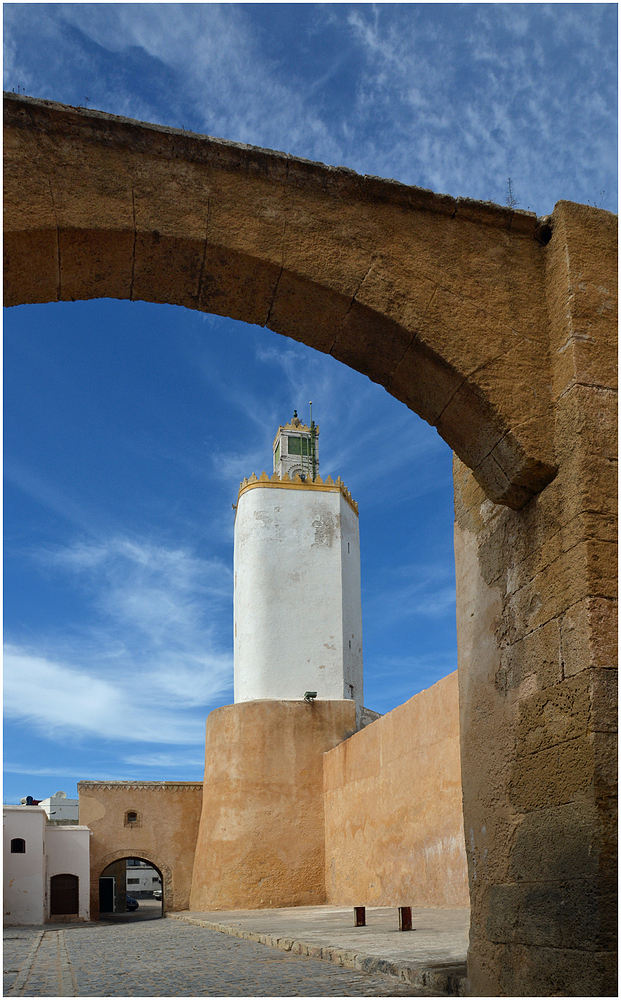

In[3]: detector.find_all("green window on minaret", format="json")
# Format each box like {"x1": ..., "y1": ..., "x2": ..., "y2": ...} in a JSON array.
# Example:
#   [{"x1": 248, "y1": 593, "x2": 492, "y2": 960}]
[
  {"x1": 288, "y1": 436, "x2": 309, "y2": 455},
  {"x1": 274, "y1": 442, "x2": 280, "y2": 465}
]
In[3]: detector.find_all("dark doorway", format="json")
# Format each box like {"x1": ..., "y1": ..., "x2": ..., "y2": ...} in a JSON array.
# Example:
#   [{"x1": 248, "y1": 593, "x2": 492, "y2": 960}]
[
  {"x1": 99, "y1": 876, "x2": 115, "y2": 913},
  {"x1": 99, "y1": 857, "x2": 163, "y2": 921},
  {"x1": 50, "y1": 873, "x2": 79, "y2": 915}
]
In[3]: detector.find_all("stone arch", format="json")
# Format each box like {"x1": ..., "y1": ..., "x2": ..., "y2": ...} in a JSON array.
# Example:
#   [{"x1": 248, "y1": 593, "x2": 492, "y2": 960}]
[
  {"x1": 5, "y1": 95, "x2": 617, "y2": 996},
  {"x1": 4, "y1": 93, "x2": 557, "y2": 510},
  {"x1": 93, "y1": 849, "x2": 172, "y2": 919}
]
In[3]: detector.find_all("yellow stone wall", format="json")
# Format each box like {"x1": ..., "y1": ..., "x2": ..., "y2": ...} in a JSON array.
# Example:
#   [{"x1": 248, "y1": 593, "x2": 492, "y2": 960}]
[{"x1": 324, "y1": 672, "x2": 469, "y2": 908}]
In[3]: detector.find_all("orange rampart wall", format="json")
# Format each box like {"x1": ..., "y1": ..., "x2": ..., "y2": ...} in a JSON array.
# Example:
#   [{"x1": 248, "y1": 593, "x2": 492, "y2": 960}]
[{"x1": 323, "y1": 671, "x2": 469, "y2": 908}]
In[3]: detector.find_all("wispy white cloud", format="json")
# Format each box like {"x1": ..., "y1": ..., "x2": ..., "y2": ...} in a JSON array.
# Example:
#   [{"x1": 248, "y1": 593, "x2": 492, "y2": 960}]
[
  {"x1": 5, "y1": 531, "x2": 234, "y2": 743},
  {"x1": 4, "y1": 460, "x2": 100, "y2": 534},
  {"x1": 364, "y1": 649, "x2": 458, "y2": 714},
  {"x1": 343, "y1": 4, "x2": 617, "y2": 210},
  {"x1": 4, "y1": 4, "x2": 615, "y2": 213},
  {"x1": 364, "y1": 561, "x2": 456, "y2": 631},
  {"x1": 34, "y1": 3, "x2": 344, "y2": 163},
  {"x1": 43, "y1": 536, "x2": 231, "y2": 635},
  {"x1": 3, "y1": 644, "x2": 221, "y2": 745},
  {"x1": 4, "y1": 645, "x2": 144, "y2": 740},
  {"x1": 3, "y1": 754, "x2": 204, "y2": 784},
  {"x1": 122, "y1": 752, "x2": 205, "y2": 771},
  {"x1": 3, "y1": 763, "x2": 121, "y2": 782}
]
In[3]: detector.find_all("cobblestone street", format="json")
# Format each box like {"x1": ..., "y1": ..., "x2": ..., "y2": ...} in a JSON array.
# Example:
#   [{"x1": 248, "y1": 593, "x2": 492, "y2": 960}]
[{"x1": 4, "y1": 920, "x2": 442, "y2": 997}]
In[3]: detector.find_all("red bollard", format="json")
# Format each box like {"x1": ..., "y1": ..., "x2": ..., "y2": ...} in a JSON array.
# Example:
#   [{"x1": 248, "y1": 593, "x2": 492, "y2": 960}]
[
  {"x1": 398, "y1": 906, "x2": 413, "y2": 931},
  {"x1": 354, "y1": 906, "x2": 366, "y2": 926}
]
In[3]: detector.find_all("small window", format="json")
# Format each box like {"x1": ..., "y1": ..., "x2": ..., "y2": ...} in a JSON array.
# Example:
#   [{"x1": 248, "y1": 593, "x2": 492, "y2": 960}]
[
  {"x1": 152, "y1": 876, "x2": 160, "y2": 883},
  {"x1": 124, "y1": 810, "x2": 141, "y2": 827},
  {"x1": 288, "y1": 436, "x2": 309, "y2": 456},
  {"x1": 11, "y1": 838, "x2": 26, "y2": 854},
  {"x1": 127, "y1": 878, "x2": 140, "y2": 884}
]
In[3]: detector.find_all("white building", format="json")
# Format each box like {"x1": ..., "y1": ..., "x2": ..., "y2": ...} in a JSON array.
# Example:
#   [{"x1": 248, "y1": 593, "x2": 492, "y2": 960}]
[
  {"x1": 234, "y1": 412, "x2": 364, "y2": 720},
  {"x1": 3, "y1": 804, "x2": 91, "y2": 924},
  {"x1": 126, "y1": 858, "x2": 162, "y2": 896},
  {"x1": 39, "y1": 790, "x2": 79, "y2": 824}
]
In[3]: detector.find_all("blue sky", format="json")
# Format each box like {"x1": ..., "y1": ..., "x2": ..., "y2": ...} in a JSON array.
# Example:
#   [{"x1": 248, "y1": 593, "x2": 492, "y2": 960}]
[{"x1": 3, "y1": 4, "x2": 617, "y2": 803}]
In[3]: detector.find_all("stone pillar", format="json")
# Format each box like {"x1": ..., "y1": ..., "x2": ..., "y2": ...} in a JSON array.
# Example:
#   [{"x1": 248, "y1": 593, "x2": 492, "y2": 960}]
[
  {"x1": 455, "y1": 202, "x2": 617, "y2": 996},
  {"x1": 190, "y1": 699, "x2": 356, "y2": 910}
]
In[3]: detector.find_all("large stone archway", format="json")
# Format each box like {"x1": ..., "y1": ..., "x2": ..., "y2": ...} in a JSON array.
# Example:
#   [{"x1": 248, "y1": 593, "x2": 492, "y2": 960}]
[
  {"x1": 4, "y1": 94, "x2": 558, "y2": 511},
  {"x1": 6, "y1": 95, "x2": 617, "y2": 996}
]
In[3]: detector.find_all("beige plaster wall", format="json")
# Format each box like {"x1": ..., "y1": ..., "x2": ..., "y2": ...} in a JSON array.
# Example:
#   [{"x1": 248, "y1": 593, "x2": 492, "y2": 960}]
[
  {"x1": 190, "y1": 699, "x2": 356, "y2": 910},
  {"x1": 78, "y1": 781, "x2": 203, "y2": 918},
  {"x1": 324, "y1": 672, "x2": 468, "y2": 908}
]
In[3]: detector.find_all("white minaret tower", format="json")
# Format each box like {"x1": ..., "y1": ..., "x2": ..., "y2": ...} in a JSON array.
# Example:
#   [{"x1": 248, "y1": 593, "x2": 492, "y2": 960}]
[{"x1": 233, "y1": 410, "x2": 363, "y2": 719}]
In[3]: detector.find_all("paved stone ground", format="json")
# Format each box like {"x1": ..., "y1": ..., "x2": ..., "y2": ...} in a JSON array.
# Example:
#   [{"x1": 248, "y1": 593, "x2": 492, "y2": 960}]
[
  {"x1": 4, "y1": 920, "x2": 443, "y2": 997},
  {"x1": 170, "y1": 907, "x2": 468, "y2": 996}
]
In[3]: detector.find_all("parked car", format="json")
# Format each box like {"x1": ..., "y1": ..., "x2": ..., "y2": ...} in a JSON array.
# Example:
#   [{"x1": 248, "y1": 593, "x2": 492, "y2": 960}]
[
  {"x1": 126, "y1": 896, "x2": 139, "y2": 911},
  {"x1": 152, "y1": 889, "x2": 162, "y2": 900}
]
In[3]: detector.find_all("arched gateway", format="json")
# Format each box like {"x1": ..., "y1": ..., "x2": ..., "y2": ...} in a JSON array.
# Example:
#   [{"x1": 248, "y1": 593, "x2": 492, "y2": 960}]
[
  {"x1": 5, "y1": 94, "x2": 616, "y2": 997},
  {"x1": 78, "y1": 781, "x2": 203, "y2": 920}
]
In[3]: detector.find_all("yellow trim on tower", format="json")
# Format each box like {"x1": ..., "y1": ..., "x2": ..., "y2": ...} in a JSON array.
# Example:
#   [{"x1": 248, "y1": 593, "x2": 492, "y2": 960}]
[{"x1": 237, "y1": 471, "x2": 358, "y2": 516}]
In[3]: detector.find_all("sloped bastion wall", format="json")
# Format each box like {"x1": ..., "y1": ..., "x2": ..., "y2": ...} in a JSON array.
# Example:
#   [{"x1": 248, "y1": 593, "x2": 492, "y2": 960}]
[
  {"x1": 190, "y1": 699, "x2": 357, "y2": 911},
  {"x1": 7, "y1": 93, "x2": 617, "y2": 996}
]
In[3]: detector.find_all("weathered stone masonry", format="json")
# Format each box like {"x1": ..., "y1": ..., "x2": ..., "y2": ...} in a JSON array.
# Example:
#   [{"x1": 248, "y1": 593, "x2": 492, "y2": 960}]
[{"x1": 5, "y1": 93, "x2": 616, "y2": 997}]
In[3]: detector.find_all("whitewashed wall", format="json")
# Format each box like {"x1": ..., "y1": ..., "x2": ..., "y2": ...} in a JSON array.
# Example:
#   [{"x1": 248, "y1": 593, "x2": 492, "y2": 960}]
[
  {"x1": 339, "y1": 497, "x2": 363, "y2": 707},
  {"x1": 3, "y1": 806, "x2": 46, "y2": 925},
  {"x1": 40, "y1": 792, "x2": 79, "y2": 823},
  {"x1": 46, "y1": 826, "x2": 91, "y2": 921},
  {"x1": 3, "y1": 806, "x2": 91, "y2": 923},
  {"x1": 234, "y1": 484, "x2": 363, "y2": 716}
]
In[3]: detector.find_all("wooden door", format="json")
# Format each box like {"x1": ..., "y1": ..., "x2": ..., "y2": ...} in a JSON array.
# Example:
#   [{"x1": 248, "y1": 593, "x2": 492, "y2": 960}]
[{"x1": 50, "y1": 873, "x2": 79, "y2": 915}]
